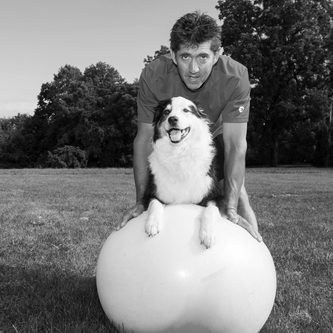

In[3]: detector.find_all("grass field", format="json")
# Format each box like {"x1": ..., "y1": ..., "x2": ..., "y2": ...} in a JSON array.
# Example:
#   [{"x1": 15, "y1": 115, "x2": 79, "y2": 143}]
[{"x1": 0, "y1": 168, "x2": 332, "y2": 333}]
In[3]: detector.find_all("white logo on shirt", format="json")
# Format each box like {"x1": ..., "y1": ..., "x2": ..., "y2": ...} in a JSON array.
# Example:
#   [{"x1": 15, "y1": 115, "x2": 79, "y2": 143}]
[{"x1": 239, "y1": 106, "x2": 244, "y2": 113}]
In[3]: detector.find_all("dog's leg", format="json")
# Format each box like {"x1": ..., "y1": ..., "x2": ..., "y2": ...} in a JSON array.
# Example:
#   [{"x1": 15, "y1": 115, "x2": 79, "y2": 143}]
[
  {"x1": 199, "y1": 202, "x2": 219, "y2": 249},
  {"x1": 145, "y1": 199, "x2": 164, "y2": 237}
]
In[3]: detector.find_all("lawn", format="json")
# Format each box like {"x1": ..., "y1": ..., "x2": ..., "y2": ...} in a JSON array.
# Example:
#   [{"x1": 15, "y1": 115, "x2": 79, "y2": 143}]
[{"x1": 0, "y1": 168, "x2": 332, "y2": 333}]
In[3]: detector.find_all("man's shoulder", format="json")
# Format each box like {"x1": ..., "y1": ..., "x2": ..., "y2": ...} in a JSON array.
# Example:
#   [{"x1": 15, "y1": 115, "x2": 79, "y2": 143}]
[
  {"x1": 142, "y1": 53, "x2": 177, "y2": 80},
  {"x1": 214, "y1": 55, "x2": 248, "y2": 79}
]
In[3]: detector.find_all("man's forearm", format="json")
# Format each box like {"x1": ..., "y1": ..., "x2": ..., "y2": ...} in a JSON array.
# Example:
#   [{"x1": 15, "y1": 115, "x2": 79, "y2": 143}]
[
  {"x1": 223, "y1": 147, "x2": 246, "y2": 210},
  {"x1": 133, "y1": 135, "x2": 153, "y2": 203}
]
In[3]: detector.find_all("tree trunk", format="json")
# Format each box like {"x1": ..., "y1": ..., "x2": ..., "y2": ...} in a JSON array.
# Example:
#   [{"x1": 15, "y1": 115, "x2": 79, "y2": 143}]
[
  {"x1": 270, "y1": 136, "x2": 279, "y2": 167},
  {"x1": 324, "y1": 101, "x2": 332, "y2": 167}
]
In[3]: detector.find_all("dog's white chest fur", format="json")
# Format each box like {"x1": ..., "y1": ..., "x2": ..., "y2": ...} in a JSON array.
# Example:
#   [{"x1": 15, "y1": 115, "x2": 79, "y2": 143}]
[{"x1": 149, "y1": 129, "x2": 214, "y2": 204}]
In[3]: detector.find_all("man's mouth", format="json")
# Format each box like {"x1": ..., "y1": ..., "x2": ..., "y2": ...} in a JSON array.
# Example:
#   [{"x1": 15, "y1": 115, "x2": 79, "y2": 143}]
[
  {"x1": 189, "y1": 75, "x2": 200, "y2": 81},
  {"x1": 167, "y1": 127, "x2": 190, "y2": 143}
]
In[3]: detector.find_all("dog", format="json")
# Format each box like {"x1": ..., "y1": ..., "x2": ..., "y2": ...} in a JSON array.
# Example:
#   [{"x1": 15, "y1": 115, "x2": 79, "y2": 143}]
[{"x1": 142, "y1": 96, "x2": 222, "y2": 248}]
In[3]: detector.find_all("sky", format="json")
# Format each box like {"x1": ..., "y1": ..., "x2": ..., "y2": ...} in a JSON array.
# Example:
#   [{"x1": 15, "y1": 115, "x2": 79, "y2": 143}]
[{"x1": 0, "y1": 0, "x2": 221, "y2": 118}]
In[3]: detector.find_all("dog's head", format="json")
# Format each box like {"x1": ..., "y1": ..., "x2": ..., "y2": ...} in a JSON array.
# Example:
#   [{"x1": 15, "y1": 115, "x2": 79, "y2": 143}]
[{"x1": 152, "y1": 96, "x2": 209, "y2": 144}]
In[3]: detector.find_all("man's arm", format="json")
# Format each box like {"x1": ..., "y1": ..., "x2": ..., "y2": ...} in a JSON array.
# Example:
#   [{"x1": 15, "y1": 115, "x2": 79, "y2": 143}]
[
  {"x1": 117, "y1": 122, "x2": 153, "y2": 229},
  {"x1": 133, "y1": 122, "x2": 154, "y2": 203},
  {"x1": 222, "y1": 122, "x2": 262, "y2": 241},
  {"x1": 222, "y1": 122, "x2": 247, "y2": 212}
]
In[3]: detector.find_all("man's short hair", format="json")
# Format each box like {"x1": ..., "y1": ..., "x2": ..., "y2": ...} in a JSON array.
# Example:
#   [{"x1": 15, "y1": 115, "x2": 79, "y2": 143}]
[{"x1": 170, "y1": 11, "x2": 221, "y2": 53}]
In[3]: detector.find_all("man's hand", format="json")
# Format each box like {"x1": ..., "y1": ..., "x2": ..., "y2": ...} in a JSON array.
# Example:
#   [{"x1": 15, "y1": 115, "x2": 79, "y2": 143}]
[
  {"x1": 226, "y1": 208, "x2": 263, "y2": 242},
  {"x1": 114, "y1": 203, "x2": 145, "y2": 231}
]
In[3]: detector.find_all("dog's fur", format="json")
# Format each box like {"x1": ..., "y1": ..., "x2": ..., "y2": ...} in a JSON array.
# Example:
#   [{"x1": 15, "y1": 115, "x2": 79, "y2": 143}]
[{"x1": 142, "y1": 96, "x2": 222, "y2": 248}]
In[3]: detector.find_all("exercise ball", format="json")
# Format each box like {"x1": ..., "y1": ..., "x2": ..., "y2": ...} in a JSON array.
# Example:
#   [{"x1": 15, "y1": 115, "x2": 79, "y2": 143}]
[{"x1": 96, "y1": 204, "x2": 276, "y2": 333}]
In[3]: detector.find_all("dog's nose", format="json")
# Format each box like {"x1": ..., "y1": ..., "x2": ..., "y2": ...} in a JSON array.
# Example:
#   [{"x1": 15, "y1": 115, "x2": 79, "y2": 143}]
[{"x1": 168, "y1": 116, "x2": 178, "y2": 126}]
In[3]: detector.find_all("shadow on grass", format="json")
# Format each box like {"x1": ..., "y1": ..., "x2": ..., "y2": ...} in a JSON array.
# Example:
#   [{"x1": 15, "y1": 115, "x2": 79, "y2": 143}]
[{"x1": 0, "y1": 265, "x2": 118, "y2": 333}]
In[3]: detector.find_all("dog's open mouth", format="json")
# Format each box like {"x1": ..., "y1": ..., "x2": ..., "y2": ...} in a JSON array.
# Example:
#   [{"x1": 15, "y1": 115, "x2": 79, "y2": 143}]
[{"x1": 167, "y1": 127, "x2": 190, "y2": 143}]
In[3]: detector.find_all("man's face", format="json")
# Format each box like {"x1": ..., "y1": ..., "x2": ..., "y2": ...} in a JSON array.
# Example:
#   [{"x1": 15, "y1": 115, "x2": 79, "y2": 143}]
[{"x1": 171, "y1": 41, "x2": 220, "y2": 91}]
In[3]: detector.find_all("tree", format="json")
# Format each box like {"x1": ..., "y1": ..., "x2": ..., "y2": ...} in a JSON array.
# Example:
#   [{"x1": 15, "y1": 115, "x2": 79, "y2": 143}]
[
  {"x1": 102, "y1": 81, "x2": 139, "y2": 167},
  {"x1": 143, "y1": 45, "x2": 170, "y2": 66},
  {"x1": 44, "y1": 146, "x2": 87, "y2": 168},
  {"x1": 80, "y1": 63, "x2": 136, "y2": 167},
  {"x1": 29, "y1": 64, "x2": 89, "y2": 161},
  {"x1": 0, "y1": 114, "x2": 32, "y2": 167},
  {"x1": 26, "y1": 62, "x2": 133, "y2": 167},
  {"x1": 217, "y1": 0, "x2": 333, "y2": 166}
]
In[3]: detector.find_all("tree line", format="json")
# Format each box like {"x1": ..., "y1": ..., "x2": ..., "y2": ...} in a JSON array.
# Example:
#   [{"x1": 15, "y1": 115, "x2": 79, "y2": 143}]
[
  {"x1": 0, "y1": 62, "x2": 138, "y2": 168},
  {"x1": 1, "y1": 0, "x2": 332, "y2": 168}
]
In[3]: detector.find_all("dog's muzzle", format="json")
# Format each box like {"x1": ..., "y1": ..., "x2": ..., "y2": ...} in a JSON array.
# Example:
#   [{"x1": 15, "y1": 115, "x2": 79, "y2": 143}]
[{"x1": 167, "y1": 127, "x2": 190, "y2": 143}]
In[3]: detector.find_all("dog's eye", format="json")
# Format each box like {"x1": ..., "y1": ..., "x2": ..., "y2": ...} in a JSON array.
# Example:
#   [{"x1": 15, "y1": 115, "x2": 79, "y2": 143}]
[
  {"x1": 163, "y1": 109, "x2": 171, "y2": 115},
  {"x1": 183, "y1": 108, "x2": 190, "y2": 113}
]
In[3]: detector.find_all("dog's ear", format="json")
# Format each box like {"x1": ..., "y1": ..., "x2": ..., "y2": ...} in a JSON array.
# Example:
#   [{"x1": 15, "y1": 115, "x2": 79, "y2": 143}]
[
  {"x1": 192, "y1": 101, "x2": 208, "y2": 119},
  {"x1": 152, "y1": 99, "x2": 172, "y2": 142},
  {"x1": 153, "y1": 99, "x2": 171, "y2": 126}
]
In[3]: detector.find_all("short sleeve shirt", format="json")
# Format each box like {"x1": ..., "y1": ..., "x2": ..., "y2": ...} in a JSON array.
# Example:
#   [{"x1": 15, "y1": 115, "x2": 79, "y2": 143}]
[{"x1": 137, "y1": 54, "x2": 250, "y2": 138}]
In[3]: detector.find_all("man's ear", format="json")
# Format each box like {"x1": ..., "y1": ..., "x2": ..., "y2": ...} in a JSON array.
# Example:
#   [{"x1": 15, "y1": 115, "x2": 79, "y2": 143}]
[
  {"x1": 170, "y1": 49, "x2": 177, "y2": 65},
  {"x1": 213, "y1": 47, "x2": 221, "y2": 64}
]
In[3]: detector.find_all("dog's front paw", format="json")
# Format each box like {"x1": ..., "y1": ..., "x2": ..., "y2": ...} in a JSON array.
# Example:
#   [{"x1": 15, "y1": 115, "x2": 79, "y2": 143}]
[
  {"x1": 145, "y1": 199, "x2": 164, "y2": 237},
  {"x1": 145, "y1": 218, "x2": 161, "y2": 237},
  {"x1": 199, "y1": 229, "x2": 216, "y2": 249},
  {"x1": 199, "y1": 203, "x2": 219, "y2": 249}
]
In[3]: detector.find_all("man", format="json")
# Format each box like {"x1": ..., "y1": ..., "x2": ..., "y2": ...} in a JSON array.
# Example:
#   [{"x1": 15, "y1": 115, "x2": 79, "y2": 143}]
[{"x1": 118, "y1": 11, "x2": 262, "y2": 242}]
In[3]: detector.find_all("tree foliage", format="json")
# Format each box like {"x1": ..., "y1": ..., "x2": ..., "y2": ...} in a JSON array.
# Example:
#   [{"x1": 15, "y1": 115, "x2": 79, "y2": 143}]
[
  {"x1": 43, "y1": 146, "x2": 87, "y2": 168},
  {"x1": 217, "y1": 0, "x2": 333, "y2": 166},
  {"x1": 0, "y1": 62, "x2": 139, "y2": 168},
  {"x1": 143, "y1": 45, "x2": 170, "y2": 66},
  {"x1": 0, "y1": 114, "x2": 32, "y2": 167}
]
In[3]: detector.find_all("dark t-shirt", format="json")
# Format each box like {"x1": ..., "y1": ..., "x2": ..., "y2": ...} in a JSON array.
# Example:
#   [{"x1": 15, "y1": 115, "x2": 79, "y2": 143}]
[{"x1": 137, "y1": 53, "x2": 250, "y2": 138}]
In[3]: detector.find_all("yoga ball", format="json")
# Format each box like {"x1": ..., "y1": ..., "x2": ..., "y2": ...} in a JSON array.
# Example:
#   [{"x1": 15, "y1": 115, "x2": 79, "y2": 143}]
[{"x1": 96, "y1": 204, "x2": 276, "y2": 333}]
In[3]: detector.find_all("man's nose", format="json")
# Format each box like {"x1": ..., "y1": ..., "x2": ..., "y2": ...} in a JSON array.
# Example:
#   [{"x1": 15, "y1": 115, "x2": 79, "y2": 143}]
[{"x1": 190, "y1": 59, "x2": 199, "y2": 73}]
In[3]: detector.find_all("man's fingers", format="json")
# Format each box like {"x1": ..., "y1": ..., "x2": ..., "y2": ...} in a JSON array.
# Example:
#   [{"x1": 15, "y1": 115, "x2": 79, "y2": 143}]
[
  {"x1": 226, "y1": 209, "x2": 238, "y2": 224},
  {"x1": 236, "y1": 216, "x2": 263, "y2": 242},
  {"x1": 115, "y1": 204, "x2": 145, "y2": 231},
  {"x1": 226, "y1": 209, "x2": 263, "y2": 242},
  {"x1": 123, "y1": 209, "x2": 134, "y2": 224},
  {"x1": 114, "y1": 209, "x2": 134, "y2": 231}
]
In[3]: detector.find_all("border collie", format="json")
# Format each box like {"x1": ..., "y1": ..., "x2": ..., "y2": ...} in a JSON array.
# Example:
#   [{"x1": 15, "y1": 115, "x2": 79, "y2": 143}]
[{"x1": 142, "y1": 96, "x2": 222, "y2": 248}]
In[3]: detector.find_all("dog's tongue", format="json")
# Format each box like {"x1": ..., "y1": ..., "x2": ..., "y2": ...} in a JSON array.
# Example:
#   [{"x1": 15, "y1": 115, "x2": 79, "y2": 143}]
[{"x1": 169, "y1": 129, "x2": 182, "y2": 142}]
